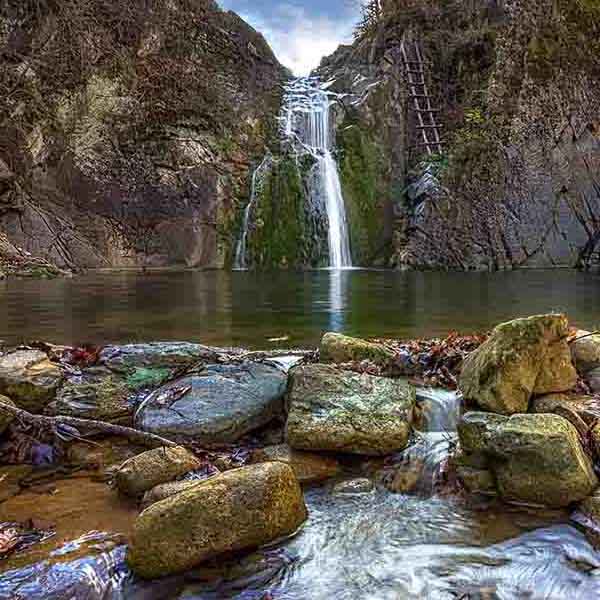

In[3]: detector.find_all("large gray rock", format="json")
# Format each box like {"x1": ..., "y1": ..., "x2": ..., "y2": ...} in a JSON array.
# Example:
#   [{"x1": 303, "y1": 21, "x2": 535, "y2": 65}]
[
  {"x1": 460, "y1": 314, "x2": 577, "y2": 415},
  {"x1": 135, "y1": 363, "x2": 287, "y2": 443},
  {"x1": 0, "y1": 349, "x2": 63, "y2": 412},
  {"x1": 127, "y1": 462, "x2": 307, "y2": 579},
  {"x1": 286, "y1": 364, "x2": 415, "y2": 456},
  {"x1": 458, "y1": 412, "x2": 597, "y2": 507}
]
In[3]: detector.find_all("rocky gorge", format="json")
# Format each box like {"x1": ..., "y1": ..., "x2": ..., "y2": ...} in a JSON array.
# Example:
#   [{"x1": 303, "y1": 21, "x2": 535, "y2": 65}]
[{"x1": 2, "y1": 314, "x2": 600, "y2": 596}]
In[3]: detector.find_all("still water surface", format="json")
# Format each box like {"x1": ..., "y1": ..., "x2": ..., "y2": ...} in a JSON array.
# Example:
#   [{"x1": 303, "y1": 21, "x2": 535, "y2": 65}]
[{"x1": 1, "y1": 269, "x2": 599, "y2": 346}]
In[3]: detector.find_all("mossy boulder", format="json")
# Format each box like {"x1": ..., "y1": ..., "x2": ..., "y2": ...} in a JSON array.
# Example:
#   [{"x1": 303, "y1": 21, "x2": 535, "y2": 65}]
[
  {"x1": 459, "y1": 314, "x2": 577, "y2": 414},
  {"x1": 320, "y1": 332, "x2": 394, "y2": 366},
  {"x1": 0, "y1": 349, "x2": 63, "y2": 412},
  {"x1": 458, "y1": 412, "x2": 597, "y2": 507},
  {"x1": 286, "y1": 364, "x2": 415, "y2": 456},
  {"x1": 47, "y1": 369, "x2": 132, "y2": 422},
  {"x1": 250, "y1": 444, "x2": 340, "y2": 484},
  {"x1": 0, "y1": 395, "x2": 15, "y2": 434},
  {"x1": 115, "y1": 446, "x2": 201, "y2": 497},
  {"x1": 571, "y1": 330, "x2": 600, "y2": 374},
  {"x1": 127, "y1": 462, "x2": 308, "y2": 579}
]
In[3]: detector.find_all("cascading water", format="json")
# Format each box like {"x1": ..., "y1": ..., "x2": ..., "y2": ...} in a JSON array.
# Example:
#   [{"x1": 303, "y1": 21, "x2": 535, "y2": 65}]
[
  {"x1": 234, "y1": 154, "x2": 271, "y2": 270},
  {"x1": 282, "y1": 77, "x2": 352, "y2": 268},
  {"x1": 234, "y1": 77, "x2": 352, "y2": 269}
]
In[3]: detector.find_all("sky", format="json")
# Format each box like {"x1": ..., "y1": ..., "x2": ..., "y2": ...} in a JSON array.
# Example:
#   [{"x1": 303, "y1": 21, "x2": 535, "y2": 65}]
[{"x1": 219, "y1": 1, "x2": 360, "y2": 76}]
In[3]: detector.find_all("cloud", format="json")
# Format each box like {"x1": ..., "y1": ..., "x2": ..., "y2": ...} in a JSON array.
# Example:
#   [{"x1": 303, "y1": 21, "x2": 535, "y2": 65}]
[{"x1": 222, "y1": 3, "x2": 357, "y2": 76}]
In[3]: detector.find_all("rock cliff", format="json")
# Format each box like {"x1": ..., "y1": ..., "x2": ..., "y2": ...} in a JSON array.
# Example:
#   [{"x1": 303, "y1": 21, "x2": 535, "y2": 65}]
[
  {"x1": 0, "y1": 0, "x2": 287, "y2": 271},
  {"x1": 318, "y1": 0, "x2": 600, "y2": 270}
]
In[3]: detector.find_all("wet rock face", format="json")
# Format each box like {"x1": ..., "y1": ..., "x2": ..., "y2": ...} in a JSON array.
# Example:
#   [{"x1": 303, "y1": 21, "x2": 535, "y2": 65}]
[
  {"x1": 459, "y1": 314, "x2": 577, "y2": 415},
  {"x1": 286, "y1": 364, "x2": 415, "y2": 456},
  {"x1": 458, "y1": 412, "x2": 597, "y2": 507},
  {"x1": 0, "y1": 349, "x2": 63, "y2": 412},
  {"x1": 250, "y1": 444, "x2": 340, "y2": 484},
  {"x1": 127, "y1": 462, "x2": 308, "y2": 579},
  {"x1": 134, "y1": 363, "x2": 288, "y2": 444},
  {"x1": 115, "y1": 446, "x2": 201, "y2": 497},
  {"x1": 319, "y1": 332, "x2": 394, "y2": 366}
]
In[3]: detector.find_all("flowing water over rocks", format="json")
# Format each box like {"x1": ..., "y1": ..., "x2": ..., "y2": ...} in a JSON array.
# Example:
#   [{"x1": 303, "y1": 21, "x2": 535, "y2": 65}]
[{"x1": 3, "y1": 385, "x2": 600, "y2": 599}]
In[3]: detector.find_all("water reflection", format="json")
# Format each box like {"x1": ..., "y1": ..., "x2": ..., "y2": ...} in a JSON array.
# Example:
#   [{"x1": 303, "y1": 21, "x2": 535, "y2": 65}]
[{"x1": 0, "y1": 269, "x2": 599, "y2": 347}]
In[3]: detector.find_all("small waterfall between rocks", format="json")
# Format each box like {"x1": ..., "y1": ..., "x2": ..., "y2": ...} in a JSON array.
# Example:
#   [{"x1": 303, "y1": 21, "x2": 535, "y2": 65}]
[{"x1": 234, "y1": 77, "x2": 352, "y2": 269}]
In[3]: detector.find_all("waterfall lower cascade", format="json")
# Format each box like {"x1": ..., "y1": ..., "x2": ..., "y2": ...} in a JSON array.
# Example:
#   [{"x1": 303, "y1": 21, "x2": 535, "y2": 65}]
[
  {"x1": 283, "y1": 77, "x2": 352, "y2": 268},
  {"x1": 234, "y1": 77, "x2": 352, "y2": 269}
]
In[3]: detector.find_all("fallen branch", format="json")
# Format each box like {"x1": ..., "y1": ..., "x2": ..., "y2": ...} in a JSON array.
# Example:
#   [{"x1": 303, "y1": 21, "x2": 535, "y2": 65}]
[{"x1": 0, "y1": 401, "x2": 178, "y2": 449}]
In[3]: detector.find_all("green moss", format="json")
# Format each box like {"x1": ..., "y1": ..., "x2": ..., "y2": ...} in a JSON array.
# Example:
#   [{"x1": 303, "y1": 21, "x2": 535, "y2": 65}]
[
  {"x1": 246, "y1": 154, "x2": 324, "y2": 269},
  {"x1": 126, "y1": 367, "x2": 171, "y2": 391},
  {"x1": 337, "y1": 120, "x2": 387, "y2": 264}
]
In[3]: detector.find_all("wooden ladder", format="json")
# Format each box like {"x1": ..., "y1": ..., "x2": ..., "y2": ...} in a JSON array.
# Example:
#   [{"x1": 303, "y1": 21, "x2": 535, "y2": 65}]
[{"x1": 399, "y1": 39, "x2": 443, "y2": 157}]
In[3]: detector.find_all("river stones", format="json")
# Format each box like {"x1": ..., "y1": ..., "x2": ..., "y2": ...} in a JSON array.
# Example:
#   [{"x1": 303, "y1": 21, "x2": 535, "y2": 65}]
[
  {"x1": 0, "y1": 349, "x2": 63, "y2": 412},
  {"x1": 99, "y1": 342, "x2": 225, "y2": 372},
  {"x1": 250, "y1": 444, "x2": 340, "y2": 484},
  {"x1": 127, "y1": 462, "x2": 308, "y2": 579},
  {"x1": 458, "y1": 412, "x2": 597, "y2": 507},
  {"x1": 115, "y1": 446, "x2": 201, "y2": 497},
  {"x1": 286, "y1": 364, "x2": 415, "y2": 456},
  {"x1": 571, "y1": 330, "x2": 600, "y2": 374},
  {"x1": 0, "y1": 394, "x2": 15, "y2": 434},
  {"x1": 46, "y1": 368, "x2": 133, "y2": 422},
  {"x1": 135, "y1": 363, "x2": 287, "y2": 444},
  {"x1": 460, "y1": 314, "x2": 577, "y2": 415},
  {"x1": 332, "y1": 478, "x2": 374, "y2": 495},
  {"x1": 320, "y1": 332, "x2": 394, "y2": 366}
]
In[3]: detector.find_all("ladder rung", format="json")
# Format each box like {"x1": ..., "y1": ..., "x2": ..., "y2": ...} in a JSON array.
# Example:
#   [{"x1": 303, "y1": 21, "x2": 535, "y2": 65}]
[{"x1": 415, "y1": 125, "x2": 443, "y2": 129}]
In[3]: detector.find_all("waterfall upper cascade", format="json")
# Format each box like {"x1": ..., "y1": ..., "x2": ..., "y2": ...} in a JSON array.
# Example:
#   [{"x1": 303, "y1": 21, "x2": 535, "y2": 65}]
[{"x1": 234, "y1": 77, "x2": 352, "y2": 270}]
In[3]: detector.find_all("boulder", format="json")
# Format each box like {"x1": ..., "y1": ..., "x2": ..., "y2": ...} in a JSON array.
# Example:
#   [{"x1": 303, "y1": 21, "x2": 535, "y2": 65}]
[
  {"x1": 571, "y1": 330, "x2": 600, "y2": 374},
  {"x1": 286, "y1": 364, "x2": 415, "y2": 456},
  {"x1": 458, "y1": 412, "x2": 597, "y2": 507},
  {"x1": 127, "y1": 462, "x2": 307, "y2": 579},
  {"x1": 0, "y1": 394, "x2": 15, "y2": 434},
  {"x1": 320, "y1": 332, "x2": 394, "y2": 366},
  {"x1": 100, "y1": 342, "x2": 224, "y2": 373},
  {"x1": 115, "y1": 446, "x2": 201, "y2": 497},
  {"x1": 250, "y1": 444, "x2": 340, "y2": 484},
  {"x1": 530, "y1": 393, "x2": 600, "y2": 426},
  {"x1": 460, "y1": 314, "x2": 577, "y2": 414},
  {"x1": 135, "y1": 363, "x2": 287, "y2": 444},
  {"x1": 0, "y1": 349, "x2": 63, "y2": 412},
  {"x1": 46, "y1": 369, "x2": 132, "y2": 422}
]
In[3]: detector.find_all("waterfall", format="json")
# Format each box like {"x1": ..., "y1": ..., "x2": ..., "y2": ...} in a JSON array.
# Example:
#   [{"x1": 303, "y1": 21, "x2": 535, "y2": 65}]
[
  {"x1": 234, "y1": 77, "x2": 352, "y2": 270},
  {"x1": 283, "y1": 77, "x2": 352, "y2": 268}
]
